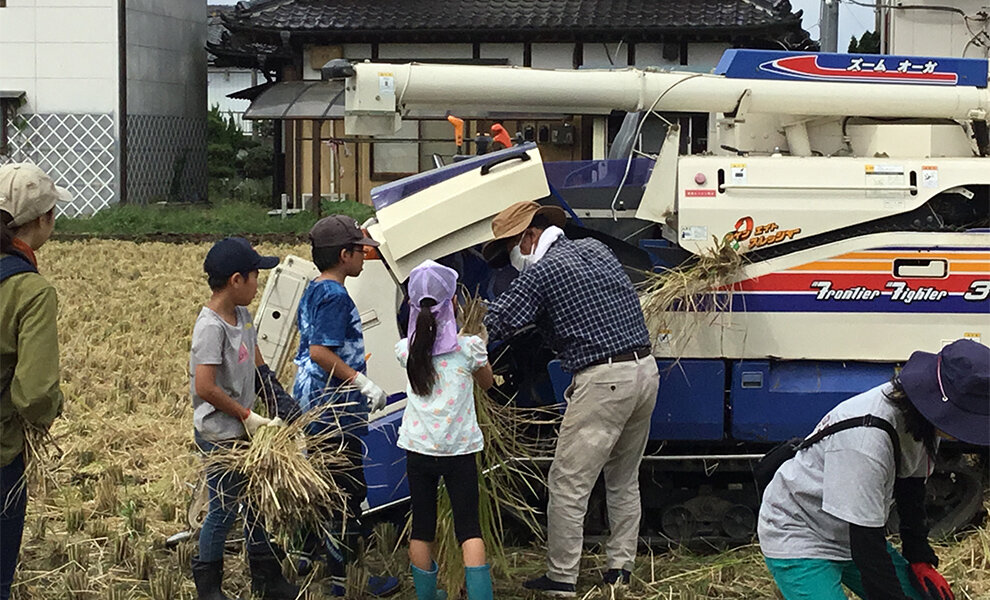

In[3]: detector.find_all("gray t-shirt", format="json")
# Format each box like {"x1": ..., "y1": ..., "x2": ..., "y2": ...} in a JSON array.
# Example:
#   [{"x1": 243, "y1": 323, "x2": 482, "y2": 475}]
[
  {"x1": 189, "y1": 306, "x2": 257, "y2": 441},
  {"x1": 758, "y1": 382, "x2": 933, "y2": 561}
]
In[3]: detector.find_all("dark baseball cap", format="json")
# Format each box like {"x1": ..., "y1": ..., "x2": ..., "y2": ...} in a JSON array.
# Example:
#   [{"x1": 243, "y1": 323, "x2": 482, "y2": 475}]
[
  {"x1": 309, "y1": 215, "x2": 380, "y2": 248},
  {"x1": 203, "y1": 237, "x2": 279, "y2": 280}
]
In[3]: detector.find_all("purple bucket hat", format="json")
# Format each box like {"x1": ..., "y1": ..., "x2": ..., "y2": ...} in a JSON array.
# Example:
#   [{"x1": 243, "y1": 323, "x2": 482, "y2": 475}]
[
  {"x1": 408, "y1": 260, "x2": 459, "y2": 356},
  {"x1": 899, "y1": 338, "x2": 990, "y2": 446}
]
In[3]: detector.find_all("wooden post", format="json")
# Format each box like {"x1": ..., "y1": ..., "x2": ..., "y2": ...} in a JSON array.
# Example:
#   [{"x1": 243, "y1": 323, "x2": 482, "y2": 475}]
[{"x1": 312, "y1": 119, "x2": 322, "y2": 218}]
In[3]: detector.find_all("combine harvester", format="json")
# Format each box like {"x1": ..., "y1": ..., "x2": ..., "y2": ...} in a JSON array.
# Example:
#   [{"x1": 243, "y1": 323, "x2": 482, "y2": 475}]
[{"x1": 256, "y1": 50, "x2": 990, "y2": 545}]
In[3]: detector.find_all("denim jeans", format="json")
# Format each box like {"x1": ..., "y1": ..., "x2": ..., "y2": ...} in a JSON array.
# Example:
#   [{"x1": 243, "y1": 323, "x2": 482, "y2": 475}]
[
  {"x1": 195, "y1": 433, "x2": 272, "y2": 562},
  {"x1": 1, "y1": 454, "x2": 27, "y2": 600}
]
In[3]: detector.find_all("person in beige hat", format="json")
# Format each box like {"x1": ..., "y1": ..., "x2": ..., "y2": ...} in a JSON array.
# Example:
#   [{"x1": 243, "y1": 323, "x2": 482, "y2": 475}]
[
  {"x1": 0, "y1": 163, "x2": 69, "y2": 600},
  {"x1": 482, "y1": 200, "x2": 658, "y2": 597}
]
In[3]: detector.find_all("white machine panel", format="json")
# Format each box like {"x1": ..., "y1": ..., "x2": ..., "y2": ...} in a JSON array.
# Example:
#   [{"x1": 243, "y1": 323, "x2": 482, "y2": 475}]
[
  {"x1": 371, "y1": 145, "x2": 549, "y2": 280},
  {"x1": 255, "y1": 255, "x2": 320, "y2": 370}
]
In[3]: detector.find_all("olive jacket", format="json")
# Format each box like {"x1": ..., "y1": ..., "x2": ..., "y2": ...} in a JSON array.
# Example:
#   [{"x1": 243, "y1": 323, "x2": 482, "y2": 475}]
[{"x1": 1, "y1": 252, "x2": 62, "y2": 467}]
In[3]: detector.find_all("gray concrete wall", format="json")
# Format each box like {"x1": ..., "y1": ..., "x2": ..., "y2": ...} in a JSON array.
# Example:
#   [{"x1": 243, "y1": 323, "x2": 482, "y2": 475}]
[{"x1": 125, "y1": 0, "x2": 207, "y2": 204}]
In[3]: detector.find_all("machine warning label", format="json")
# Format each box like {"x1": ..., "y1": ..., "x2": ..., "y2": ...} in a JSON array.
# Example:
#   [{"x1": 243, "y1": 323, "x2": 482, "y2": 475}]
[
  {"x1": 680, "y1": 225, "x2": 708, "y2": 241},
  {"x1": 865, "y1": 164, "x2": 906, "y2": 197},
  {"x1": 685, "y1": 189, "x2": 716, "y2": 197},
  {"x1": 378, "y1": 73, "x2": 395, "y2": 95},
  {"x1": 922, "y1": 166, "x2": 939, "y2": 188},
  {"x1": 730, "y1": 164, "x2": 747, "y2": 185}
]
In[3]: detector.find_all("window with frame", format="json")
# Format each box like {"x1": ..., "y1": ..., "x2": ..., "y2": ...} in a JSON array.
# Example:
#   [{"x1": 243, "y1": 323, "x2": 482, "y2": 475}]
[
  {"x1": 370, "y1": 121, "x2": 418, "y2": 179},
  {"x1": 370, "y1": 120, "x2": 459, "y2": 180}
]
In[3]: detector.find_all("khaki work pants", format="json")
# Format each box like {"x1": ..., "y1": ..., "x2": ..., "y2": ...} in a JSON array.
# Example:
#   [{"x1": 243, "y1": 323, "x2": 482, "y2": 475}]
[{"x1": 545, "y1": 355, "x2": 659, "y2": 584}]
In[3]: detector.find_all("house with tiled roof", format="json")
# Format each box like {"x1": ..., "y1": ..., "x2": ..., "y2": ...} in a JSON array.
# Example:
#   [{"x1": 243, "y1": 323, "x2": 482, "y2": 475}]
[
  {"x1": 208, "y1": 5, "x2": 261, "y2": 134},
  {"x1": 209, "y1": 0, "x2": 815, "y2": 208}
]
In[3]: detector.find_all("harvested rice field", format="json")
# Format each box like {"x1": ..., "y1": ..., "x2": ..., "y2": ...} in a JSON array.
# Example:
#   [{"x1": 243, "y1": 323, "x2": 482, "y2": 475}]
[{"x1": 9, "y1": 239, "x2": 990, "y2": 600}]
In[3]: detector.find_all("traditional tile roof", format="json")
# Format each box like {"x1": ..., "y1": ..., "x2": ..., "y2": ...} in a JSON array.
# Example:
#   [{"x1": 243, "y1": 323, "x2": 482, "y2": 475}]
[
  {"x1": 209, "y1": 0, "x2": 815, "y2": 74},
  {"x1": 221, "y1": 0, "x2": 811, "y2": 43}
]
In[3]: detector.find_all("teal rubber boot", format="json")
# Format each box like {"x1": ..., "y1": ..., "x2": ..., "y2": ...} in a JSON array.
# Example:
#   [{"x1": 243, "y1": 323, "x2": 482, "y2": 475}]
[
  {"x1": 410, "y1": 562, "x2": 447, "y2": 600},
  {"x1": 464, "y1": 564, "x2": 493, "y2": 600}
]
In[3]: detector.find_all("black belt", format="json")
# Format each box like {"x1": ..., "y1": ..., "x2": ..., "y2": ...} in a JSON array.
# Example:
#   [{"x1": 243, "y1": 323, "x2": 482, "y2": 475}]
[{"x1": 583, "y1": 346, "x2": 652, "y2": 369}]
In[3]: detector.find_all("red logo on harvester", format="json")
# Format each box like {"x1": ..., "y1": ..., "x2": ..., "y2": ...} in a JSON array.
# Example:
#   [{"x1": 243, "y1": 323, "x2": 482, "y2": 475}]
[{"x1": 760, "y1": 55, "x2": 958, "y2": 85}]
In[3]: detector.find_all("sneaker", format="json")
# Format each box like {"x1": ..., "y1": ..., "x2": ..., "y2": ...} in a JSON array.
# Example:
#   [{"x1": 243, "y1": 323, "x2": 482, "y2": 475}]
[
  {"x1": 602, "y1": 568, "x2": 631, "y2": 586},
  {"x1": 522, "y1": 574, "x2": 577, "y2": 597}
]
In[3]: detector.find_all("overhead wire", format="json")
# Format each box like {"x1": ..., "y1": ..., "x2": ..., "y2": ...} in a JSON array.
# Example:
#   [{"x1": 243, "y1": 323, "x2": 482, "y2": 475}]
[{"x1": 608, "y1": 73, "x2": 704, "y2": 221}]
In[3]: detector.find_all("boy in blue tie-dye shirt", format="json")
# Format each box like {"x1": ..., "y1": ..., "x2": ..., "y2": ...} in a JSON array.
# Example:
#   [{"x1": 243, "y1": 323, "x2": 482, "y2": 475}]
[{"x1": 293, "y1": 215, "x2": 396, "y2": 597}]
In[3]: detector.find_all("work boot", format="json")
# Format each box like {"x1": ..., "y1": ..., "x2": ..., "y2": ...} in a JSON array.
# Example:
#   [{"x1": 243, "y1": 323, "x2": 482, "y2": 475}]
[
  {"x1": 191, "y1": 556, "x2": 232, "y2": 600},
  {"x1": 248, "y1": 554, "x2": 300, "y2": 600},
  {"x1": 464, "y1": 564, "x2": 493, "y2": 600},
  {"x1": 410, "y1": 562, "x2": 447, "y2": 600}
]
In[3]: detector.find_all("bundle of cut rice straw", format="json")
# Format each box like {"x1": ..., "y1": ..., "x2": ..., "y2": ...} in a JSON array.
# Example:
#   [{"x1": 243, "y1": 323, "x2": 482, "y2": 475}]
[
  {"x1": 203, "y1": 404, "x2": 355, "y2": 549},
  {"x1": 639, "y1": 234, "x2": 744, "y2": 349},
  {"x1": 13, "y1": 417, "x2": 61, "y2": 501}
]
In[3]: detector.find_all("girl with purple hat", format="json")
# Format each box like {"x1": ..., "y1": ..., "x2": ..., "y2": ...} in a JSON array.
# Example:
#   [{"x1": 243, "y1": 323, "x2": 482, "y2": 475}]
[
  {"x1": 395, "y1": 260, "x2": 495, "y2": 600},
  {"x1": 758, "y1": 338, "x2": 989, "y2": 600}
]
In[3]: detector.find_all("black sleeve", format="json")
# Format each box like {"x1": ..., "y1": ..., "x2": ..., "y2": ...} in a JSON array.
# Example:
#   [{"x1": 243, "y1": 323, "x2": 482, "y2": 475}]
[
  {"x1": 255, "y1": 364, "x2": 302, "y2": 422},
  {"x1": 849, "y1": 523, "x2": 912, "y2": 600},
  {"x1": 893, "y1": 477, "x2": 938, "y2": 566}
]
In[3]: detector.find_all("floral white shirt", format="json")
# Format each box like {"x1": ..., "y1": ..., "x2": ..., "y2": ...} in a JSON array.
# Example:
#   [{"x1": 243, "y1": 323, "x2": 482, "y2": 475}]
[{"x1": 395, "y1": 335, "x2": 487, "y2": 456}]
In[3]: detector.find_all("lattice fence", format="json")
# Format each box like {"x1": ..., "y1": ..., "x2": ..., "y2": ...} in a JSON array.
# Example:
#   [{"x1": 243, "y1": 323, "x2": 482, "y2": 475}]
[
  {"x1": 127, "y1": 115, "x2": 207, "y2": 205},
  {"x1": 1, "y1": 113, "x2": 117, "y2": 217}
]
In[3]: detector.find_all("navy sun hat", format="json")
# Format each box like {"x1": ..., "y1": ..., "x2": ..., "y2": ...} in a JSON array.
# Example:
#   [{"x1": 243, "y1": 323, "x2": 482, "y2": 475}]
[
  {"x1": 204, "y1": 237, "x2": 279, "y2": 280},
  {"x1": 899, "y1": 338, "x2": 990, "y2": 446}
]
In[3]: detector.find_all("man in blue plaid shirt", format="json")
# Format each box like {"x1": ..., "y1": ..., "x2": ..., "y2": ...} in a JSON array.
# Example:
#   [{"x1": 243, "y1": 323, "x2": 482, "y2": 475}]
[{"x1": 482, "y1": 201, "x2": 659, "y2": 597}]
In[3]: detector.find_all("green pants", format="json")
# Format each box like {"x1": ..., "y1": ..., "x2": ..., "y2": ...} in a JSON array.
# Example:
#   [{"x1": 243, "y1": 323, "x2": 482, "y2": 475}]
[{"x1": 765, "y1": 543, "x2": 924, "y2": 600}]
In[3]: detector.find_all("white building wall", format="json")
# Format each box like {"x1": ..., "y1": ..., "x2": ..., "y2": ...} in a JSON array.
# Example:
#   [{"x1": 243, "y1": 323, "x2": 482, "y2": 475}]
[
  {"x1": 531, "y1": 43, "x2": 575, "y2": 69},
  {"x1": 479, "y1": 43, "x2": 525, "y2": 66},
  {"x1": 208, "y1": 68, "x2": 255, "y2": 132},
  {"x1": 378, "y1": 43, "x2": 473, "y2": 60},
  {"x1": 887, "y1": 0, "x2": 990, "y2": 58},
  {"x1": 583, "y1": 42, "x2": 628, "y2": 68},
  {"x1": 0, "y1": 0, "x2": 120, "y2": 217},
  {"x1": 0, "y1": 0, "x2": 119, "y2": 114}
]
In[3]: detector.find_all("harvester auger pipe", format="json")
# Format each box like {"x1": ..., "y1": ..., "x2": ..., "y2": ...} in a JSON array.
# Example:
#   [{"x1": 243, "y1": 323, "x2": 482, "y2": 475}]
[{"x1": 343, "y1": 61, "x2": 990, "y2": 135}]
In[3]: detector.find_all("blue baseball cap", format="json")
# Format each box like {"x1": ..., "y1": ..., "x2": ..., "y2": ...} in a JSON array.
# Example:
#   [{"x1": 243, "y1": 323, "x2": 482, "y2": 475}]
[{"x1": 203, "y1": 237, "x2": 279, "y2": 280}]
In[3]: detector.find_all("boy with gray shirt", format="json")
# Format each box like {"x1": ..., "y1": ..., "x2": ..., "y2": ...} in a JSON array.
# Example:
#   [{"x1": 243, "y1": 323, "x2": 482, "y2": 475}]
[{"x1": 189, "y1": 237, "x2": 298, "y2": 600}]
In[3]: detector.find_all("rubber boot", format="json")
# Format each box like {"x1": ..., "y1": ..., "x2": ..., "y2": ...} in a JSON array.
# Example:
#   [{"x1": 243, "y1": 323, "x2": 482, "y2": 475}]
[
  {"x1": 464, "y1": 564, "x2": 493, "y2": 600},
  {"x1": 191, "y1": 556, "x2": 232, "y2": 600},
  {"x1": 248, "y1": 554, "x2": 300, "y2": 600},
  {"x1": 411, "y1": 562, "x2": 448, "y2": 600}
]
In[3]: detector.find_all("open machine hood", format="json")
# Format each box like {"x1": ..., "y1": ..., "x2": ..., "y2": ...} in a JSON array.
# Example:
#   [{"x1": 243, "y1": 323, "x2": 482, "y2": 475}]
[{"x1": 367, "y1": 143, "x2": 550, "y2": 280}]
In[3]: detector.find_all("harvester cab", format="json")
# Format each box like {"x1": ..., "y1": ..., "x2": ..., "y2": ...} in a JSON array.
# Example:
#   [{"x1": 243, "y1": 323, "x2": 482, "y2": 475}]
[{"x1": 255, "y1": 49, "x2": 990, "y2": 543}]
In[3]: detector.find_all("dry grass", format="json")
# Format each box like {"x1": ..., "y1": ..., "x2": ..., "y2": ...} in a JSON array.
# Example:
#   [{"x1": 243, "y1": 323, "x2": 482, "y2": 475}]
[
  {"x1": 202, "y1": 406, "x2": 353, "y2": 551},
  {"x1": 639, "y1": 235, "x2": 743, "y2": 354},
  {"x1": 6, "y1": 240, "x2": 987, "y2": 600}
]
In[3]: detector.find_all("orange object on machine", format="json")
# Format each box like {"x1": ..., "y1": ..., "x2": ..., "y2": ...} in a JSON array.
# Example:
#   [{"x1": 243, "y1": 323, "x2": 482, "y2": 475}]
[
  {"x1": 447, "y1": 114, "x2": 464, "y2": 150},
  {"x1": 490, "y1": 123, "x2": 512, "y2": 149}
]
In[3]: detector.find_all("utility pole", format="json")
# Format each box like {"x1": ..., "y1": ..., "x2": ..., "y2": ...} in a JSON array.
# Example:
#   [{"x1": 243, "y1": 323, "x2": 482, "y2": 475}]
[{"x1": 820, "y1": 0, "x2": 840, "y2": 53}]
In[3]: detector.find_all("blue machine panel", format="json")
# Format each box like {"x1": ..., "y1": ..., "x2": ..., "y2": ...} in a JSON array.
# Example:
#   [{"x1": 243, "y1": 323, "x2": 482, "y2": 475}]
[
  {"x1": 715, "y1": 49, "x2": 988, "y2": 87},
  {"x1": 730, "y1": 361, "x2": 897, "y2": 442},
  {"x1": 547, "y1": 359, "x2": 724, "y2": 441},
  {"x1": 362, "y1": 407, "x2": 409, "y2": 509}
]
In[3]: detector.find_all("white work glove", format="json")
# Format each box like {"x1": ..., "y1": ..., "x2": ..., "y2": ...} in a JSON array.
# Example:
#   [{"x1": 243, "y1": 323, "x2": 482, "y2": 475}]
[
  {"x1": 352, "y1": 372, "x2": 388, "y2": 412},
  {"x1": 242, "y1": 410, "x2": 272, "y2": 437}
]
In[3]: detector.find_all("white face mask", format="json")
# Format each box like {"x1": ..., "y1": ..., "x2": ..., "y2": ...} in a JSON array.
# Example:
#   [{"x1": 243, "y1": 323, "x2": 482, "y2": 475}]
[{"x1": 509, "y1": 241, "x2": 534, "y2": 272}]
